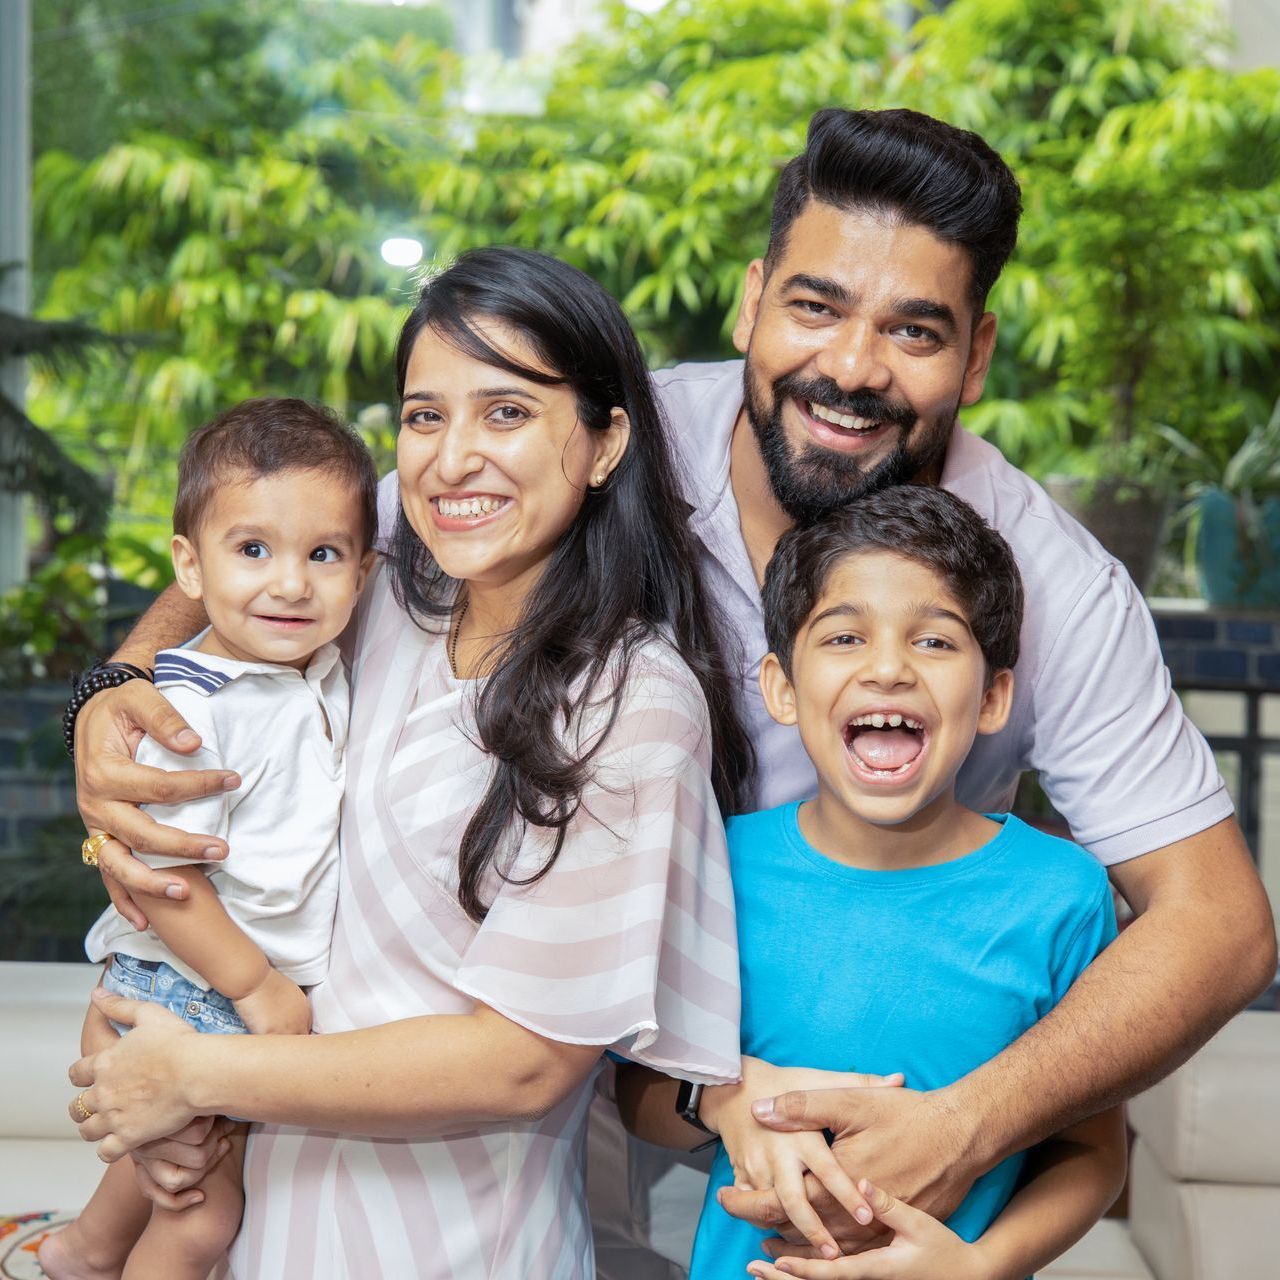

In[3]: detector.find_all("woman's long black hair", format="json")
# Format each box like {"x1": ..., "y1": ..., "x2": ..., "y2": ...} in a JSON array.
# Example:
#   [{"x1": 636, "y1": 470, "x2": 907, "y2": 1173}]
[{"x1": 389, "y1": 246, "x2": 755, "y2": 921}]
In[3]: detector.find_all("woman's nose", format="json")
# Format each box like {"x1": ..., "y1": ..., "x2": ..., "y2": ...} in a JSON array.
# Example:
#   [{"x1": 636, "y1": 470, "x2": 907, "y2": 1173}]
[{"x1": 434, "y1": 420, "x2": 485, "y2": 485}]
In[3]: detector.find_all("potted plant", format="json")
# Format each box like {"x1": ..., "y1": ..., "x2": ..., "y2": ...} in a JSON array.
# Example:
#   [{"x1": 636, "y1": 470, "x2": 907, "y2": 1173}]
[{"x1": 1162, "y1": 398, "x2": 1280, "y2": 609}]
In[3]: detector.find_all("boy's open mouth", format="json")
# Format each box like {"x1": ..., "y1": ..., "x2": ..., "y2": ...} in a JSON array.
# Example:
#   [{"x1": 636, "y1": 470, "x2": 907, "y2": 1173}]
[{"x1": 843, "y1": 712, "x2": 927, "y2": 778}]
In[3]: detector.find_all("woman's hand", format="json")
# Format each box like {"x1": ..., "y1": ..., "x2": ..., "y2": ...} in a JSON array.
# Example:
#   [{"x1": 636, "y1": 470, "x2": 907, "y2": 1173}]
[
  {"x1": 68, "y1": 990, "x2": 201, "y2": 1161},
  {"x1": 233, "y1": 968, "x2": 312, "y2": 1036},
  {"x1": 76, "y1": 679, "x2": 239, "y2": 928},
  {"x1": 701, "y1": 1058, "x2": 903, "y2": 1261},
  {"x1": 746, "y1": 1180, "x2": 990, "y2": 1280}
]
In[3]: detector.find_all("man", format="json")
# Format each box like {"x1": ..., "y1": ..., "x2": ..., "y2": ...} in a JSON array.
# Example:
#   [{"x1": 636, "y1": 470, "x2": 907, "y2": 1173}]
[{"x1": 75, "y1": 108, "x2": 1273, "y2": 1272}]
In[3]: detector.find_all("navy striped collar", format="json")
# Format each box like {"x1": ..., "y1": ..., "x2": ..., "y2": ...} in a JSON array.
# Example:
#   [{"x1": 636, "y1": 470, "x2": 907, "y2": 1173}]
[{"x1": 153, "y1": 641, "x2": 340, "y2": 696}]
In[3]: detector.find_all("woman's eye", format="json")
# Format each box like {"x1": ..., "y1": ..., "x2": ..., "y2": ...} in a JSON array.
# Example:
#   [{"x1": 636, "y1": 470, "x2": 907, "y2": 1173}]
[
  {"x1": 310, "y1": 546, "x2": 341, "y2": 563},
  {"x1": 489, "y1": 403, "x2": 529, "y2": 425},
  {"x1": 401, "y1": 408, "x2": 442, "y2": 430},
  {"x1": 240, "y1": 541, "x2": 267, "y2": 559}
]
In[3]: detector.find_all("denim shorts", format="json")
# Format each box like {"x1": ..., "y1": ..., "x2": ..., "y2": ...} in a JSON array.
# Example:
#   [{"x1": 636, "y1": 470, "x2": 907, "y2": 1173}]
[{"x1": 103, "y1": 953, "x2": 249, "y2": 1037}]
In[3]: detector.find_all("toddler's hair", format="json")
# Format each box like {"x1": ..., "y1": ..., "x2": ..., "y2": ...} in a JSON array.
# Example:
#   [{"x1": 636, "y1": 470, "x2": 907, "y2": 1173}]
[
  {"x1": 762, "y1": 485, "x2": 1023, "y2": 679},
  {"x1": 174, "y1": 397, "x2": 378, "y2": 549}
]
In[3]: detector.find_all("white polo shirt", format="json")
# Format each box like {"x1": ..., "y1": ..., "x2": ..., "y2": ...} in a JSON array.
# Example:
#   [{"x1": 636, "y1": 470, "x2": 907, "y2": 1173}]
[
  {"x1": 86, "y1": 641, "x2": 348, "y2": 989},
  {"x1": 654, "y1": 359, "x2": 1231, "y2": 864}
]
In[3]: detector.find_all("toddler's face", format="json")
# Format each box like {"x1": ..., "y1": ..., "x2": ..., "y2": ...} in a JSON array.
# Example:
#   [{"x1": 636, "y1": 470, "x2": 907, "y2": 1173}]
[
  {"x1": 760, "y1": 549, "x2": 1010, "y2": 829},
  {"x1": 173, "y1": 467, "x2": 373, "y2": 670}
]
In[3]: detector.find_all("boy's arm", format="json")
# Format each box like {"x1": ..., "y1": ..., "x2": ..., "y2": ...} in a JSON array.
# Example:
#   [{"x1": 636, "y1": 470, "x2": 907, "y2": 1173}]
[
  {"x1": 749, "y1": 1106, "x2": 1127, "y2": 1280},
  {"x1": 144, "y1": 867, "x2": 310, "y2": 1035}
]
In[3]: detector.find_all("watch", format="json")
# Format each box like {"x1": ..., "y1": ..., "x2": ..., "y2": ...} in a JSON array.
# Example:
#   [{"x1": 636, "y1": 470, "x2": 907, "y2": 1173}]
[{"x1": 675, "y1": 1079, "x2": 720, "y2": 1151}]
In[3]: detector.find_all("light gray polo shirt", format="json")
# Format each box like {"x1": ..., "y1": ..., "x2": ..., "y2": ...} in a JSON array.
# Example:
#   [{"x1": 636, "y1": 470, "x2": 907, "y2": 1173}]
[{"x1": 655, "y1": 359, "x2": 1231, "y2": 864}]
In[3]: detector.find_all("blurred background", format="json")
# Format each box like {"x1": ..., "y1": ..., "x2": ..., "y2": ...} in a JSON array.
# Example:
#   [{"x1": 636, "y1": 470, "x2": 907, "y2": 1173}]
[{"x1": 1, "y1": 0, "x2": 1278, "y2": 964}]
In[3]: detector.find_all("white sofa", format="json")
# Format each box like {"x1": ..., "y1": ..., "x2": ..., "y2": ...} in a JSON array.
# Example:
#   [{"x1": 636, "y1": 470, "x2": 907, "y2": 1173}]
[{"x1": 2, "y1": 962, "x2": 1276, "y2": 1278}]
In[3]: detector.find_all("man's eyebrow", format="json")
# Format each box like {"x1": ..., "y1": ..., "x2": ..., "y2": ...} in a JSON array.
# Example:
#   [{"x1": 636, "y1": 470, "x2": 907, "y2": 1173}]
[
  {"x1": 779, "y1": 273, "x2": 858, "y2": 309},
  {"x1": 891, "y1": 297, "x2": 958, "y2": 334}
]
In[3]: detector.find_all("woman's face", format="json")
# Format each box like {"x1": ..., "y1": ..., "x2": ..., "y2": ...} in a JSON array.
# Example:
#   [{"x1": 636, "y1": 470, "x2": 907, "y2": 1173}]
[{"x1": 397, "y1": 321, "x2": 628, "y2": 601}]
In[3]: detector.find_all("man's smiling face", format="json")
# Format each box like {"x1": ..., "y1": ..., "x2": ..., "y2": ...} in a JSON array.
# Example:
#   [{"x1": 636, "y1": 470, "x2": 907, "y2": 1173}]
[{"x1": 734, "y1": 201, "x2": 998, "y2": 523}]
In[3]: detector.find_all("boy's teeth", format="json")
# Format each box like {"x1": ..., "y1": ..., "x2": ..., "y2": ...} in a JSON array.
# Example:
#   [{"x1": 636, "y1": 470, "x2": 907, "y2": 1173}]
[
  {"x1": 808, "y1": 401, "x2": 879, "y2": 433},
  {"x1": 437, "y1": 496, "x2": 502, "y2": 517},
  {"x1": 850, "y1": 713, "x2": 923, "y2": 731}
]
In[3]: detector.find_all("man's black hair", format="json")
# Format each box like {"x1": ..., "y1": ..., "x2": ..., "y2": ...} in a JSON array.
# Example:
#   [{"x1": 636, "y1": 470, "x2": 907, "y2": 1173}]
[
  {"x1": 762, "y1": 485, "x2": 1023, "y2": 680},
  {"x1": 767, "y1": 107, "x2": 1022, "y2": 311}
]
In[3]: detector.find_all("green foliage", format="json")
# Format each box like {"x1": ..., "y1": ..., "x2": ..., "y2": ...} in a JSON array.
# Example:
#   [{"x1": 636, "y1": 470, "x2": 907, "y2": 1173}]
[{"x1": 28, "y1": 0, "x2": 1280, "y2": 588}]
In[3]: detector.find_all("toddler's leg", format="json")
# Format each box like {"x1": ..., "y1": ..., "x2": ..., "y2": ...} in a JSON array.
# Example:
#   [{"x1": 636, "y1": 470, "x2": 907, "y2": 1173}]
[
  {"x1": 37, "y1": 1158, "x2": 151, "y2": 1280},
  {"x1": 122, "y1": 1124, "x2": 248, "y2": 1280}
]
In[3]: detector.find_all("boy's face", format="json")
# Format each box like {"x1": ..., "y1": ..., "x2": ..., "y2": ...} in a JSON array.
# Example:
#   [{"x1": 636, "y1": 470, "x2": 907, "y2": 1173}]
[
  {"x1": 172, "y1": 467, "x2": 373, "y2": 670},
  {"x1": 760, "y1": 550, "x2": 1012, "y2": 830}
]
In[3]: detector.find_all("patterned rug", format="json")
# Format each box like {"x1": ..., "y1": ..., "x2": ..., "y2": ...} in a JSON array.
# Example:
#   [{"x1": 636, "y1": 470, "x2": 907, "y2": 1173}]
[{"x1": 0, "y1": 1212, "x2": 75, "y2": 1279}]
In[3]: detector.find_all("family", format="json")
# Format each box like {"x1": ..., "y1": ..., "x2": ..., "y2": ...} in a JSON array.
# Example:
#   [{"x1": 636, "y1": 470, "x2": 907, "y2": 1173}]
[{"x1": 48, "y1": 107, "x2": 1274, "y2": 1279}]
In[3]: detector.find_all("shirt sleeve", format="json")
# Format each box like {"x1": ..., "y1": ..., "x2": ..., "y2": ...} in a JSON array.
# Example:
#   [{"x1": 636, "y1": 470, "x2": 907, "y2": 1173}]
[
  {"x1": 453, "y1": 649, "x2": 741, "y2": 1085},
  {"x1": 1049, "y1": 882, "x2": 1119, "y2": 1005},
  {"x1": 134, "y1": 691, "x2": 232, "y2": 871},
  {"x1": 1027, "y1": 562, "x2": 1232, "y2": 865}
]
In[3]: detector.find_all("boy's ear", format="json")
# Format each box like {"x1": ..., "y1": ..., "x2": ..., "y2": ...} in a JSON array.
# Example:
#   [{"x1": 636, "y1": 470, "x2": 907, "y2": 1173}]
[
  {"x1": 758, "y1": 651, "x2": 798, "y2": 727},
  {"x1": 976, "y1": 668, "x2": 1014, "y2": 736},
  {"x1": 170, "y1": 535, "x2": 204, "y2": 602}
]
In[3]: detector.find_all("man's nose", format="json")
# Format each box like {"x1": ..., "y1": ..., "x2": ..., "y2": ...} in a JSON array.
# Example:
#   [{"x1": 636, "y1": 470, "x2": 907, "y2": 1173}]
[{"x1": 814, "y1": 320, "x2": 892, "y2": 394}]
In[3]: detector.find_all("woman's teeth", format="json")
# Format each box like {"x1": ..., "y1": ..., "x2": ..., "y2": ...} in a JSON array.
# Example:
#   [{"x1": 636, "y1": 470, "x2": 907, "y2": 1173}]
[
  {"x1": 808, "y1": 401, "x2": 881, "y2": 433},
  {"x1": 435, "y1": 496, "x2": 503, "y2": 517}
]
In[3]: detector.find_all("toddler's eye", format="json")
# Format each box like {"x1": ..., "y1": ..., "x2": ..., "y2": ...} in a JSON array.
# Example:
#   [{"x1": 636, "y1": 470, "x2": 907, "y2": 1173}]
[
  {"x1": 240, "y1": 541, "x2": 267, "y2": 559},
  {"x1": 310, "y1": 546, "x2": 341, "y2": 563}
]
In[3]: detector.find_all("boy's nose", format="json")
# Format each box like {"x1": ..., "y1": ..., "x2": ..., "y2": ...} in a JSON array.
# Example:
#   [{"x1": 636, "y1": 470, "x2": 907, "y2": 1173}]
[
  {"x1": 858, "y1": 645, "x2": 914, "y2": 688},
  {"x1": 268, "y1": 561, "x2": 312, "y2": 601}
]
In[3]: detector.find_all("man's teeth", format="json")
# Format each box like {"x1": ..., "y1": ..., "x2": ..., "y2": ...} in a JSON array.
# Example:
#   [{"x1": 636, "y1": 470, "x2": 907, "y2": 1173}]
[
  {"x1": 436, "y1": 496, "x2": 503, "y2": 517},
  {"x1": 808, "y1": 401, "x2": 881, "y2": 433},
  {"x1": 850, "y1": 713, "x2": 923, "y2": 731}
]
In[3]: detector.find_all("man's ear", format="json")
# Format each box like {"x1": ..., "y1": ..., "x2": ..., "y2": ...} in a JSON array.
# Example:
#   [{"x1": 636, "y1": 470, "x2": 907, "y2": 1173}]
[
  {"x1": 976, "y1": 667, "x2": 1013, "y2": 736},
  {"x1": 731, "y1": 259, "x2": 766, "y2": 355},
  {"x1": 959, "y1": 312, "x2": 998, "y2": 407},
  {"x1": 170, "y1": 535, "x2": 204, "y2": 603},
  {"x1": 758, "y1": 651, "x2": 798, "y2": 727}
]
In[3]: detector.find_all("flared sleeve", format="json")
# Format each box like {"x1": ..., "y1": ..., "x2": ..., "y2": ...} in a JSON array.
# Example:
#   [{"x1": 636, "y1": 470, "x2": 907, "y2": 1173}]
[{"x1": 453, "y1": 641, "x2": 741, "y2": 1085}]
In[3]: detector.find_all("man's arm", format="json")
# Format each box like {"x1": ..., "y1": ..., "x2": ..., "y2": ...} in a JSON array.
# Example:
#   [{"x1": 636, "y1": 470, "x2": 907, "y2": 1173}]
[
  {"x1": 76, "y1": 584, "x2": 235, "y2": 927},
  {"x1": 720, "y1": 817, "x2": 1276, "y2": 1245}
]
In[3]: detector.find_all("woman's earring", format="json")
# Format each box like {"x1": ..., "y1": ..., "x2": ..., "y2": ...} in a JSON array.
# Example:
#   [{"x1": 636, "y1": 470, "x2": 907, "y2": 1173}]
[{"x1": 592, "y1": 473, "x2": 606, "y2": 488}]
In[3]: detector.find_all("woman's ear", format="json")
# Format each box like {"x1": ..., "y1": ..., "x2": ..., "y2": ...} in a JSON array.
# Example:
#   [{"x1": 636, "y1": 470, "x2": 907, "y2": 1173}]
[
  {"x1": 170, "y1": 535, "x2": 204, "y2": 603},
  {"x1": 758, "y1": 651, "x2": 798, "y2": 727},
  {"x1": 976, "y1": 667, "x2": 1014, "y2": 736},
  {"x1": 592, "y1": 407, "x2": 631, "y2": 485}
]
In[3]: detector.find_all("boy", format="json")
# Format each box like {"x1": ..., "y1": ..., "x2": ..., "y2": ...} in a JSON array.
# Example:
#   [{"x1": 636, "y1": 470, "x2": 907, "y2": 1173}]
[
  {"x1": 619, "y1": 485, "x2": 1127, "y2": 1280},
  {"x1": 41, "y1": 398, "x2": 376, "y2": 1280}
]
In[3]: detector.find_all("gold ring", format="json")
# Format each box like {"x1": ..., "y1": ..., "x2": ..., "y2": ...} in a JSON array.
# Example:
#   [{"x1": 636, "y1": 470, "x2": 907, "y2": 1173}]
[
  {"x1": 71, "y1": 1091, "x2": 94, "y2": 1123},
  {"x1": 81, "y1": 832, "x2": 112, "y2": 867}
]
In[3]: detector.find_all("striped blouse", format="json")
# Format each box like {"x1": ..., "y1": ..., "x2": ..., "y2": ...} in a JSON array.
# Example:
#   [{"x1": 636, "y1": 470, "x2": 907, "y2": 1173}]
[{"x1": 229, "y1": 569, "x2": 741, "y2": 1278}]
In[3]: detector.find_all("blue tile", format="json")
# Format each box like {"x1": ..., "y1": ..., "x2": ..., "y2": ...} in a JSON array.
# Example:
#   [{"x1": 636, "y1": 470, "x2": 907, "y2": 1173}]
[
  {"x1": 1193, "y1": 649, "x2": 1248, "y2": 681},
  {"x1": 1226, "y1": 619, "x2": 1276, "y2": 646},
  {"x1": 1155, "y1": 616, "x2": 1218, "y2": 642},
  {"x1": 1258, "y1": 652, "x2": 1280, "y2": 686}
]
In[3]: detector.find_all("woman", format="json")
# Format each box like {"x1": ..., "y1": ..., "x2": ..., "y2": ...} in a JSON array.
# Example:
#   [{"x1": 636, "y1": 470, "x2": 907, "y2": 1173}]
[{"x1": 67, "y1": 247, "x2": 754, "y2": 1277}]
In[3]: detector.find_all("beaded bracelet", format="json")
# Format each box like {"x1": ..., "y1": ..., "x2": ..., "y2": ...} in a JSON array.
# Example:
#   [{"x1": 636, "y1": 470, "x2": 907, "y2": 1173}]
[{"x1": 62, "y1": 661, "x2": 154, "y2": 758}]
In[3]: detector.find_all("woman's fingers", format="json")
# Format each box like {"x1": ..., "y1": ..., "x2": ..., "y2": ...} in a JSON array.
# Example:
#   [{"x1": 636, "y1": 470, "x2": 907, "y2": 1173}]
[
  {"x1": 808, "y1": 1147, "x2": 874, "y2": 1227},
  {"x1": 773, "y1": 1158, "x2": 840, "y2": 1261},
  {"x1": 90, "y1": 988, "x2": 144, "y2": 1029},
  {"x1": 96, "y1": 1134, "x2": 130, "y2": 1164}
]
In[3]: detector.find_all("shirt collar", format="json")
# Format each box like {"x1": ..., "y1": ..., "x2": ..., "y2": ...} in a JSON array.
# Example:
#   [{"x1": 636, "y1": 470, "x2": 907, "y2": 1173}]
[{"x1": 154, "y1": 638, "x2": 342, "y2": 696}]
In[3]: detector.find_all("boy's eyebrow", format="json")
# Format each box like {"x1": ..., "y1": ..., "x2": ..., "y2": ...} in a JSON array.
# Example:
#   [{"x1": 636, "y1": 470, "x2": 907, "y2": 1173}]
[
  {"x1": 400, "y1": 386, "x2": 545, "y2": 404},
  {"x1": 807, "y1": 601, "x2": 973, "y2": 631},
  {"x1": 220, "y1": 524, "x2": 358, "y2": 549}
]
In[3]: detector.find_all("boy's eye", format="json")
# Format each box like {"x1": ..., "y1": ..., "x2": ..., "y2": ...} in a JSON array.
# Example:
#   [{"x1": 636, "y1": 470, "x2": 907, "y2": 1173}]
[
  {"x1": 310, "y1": 546, "x2": 341, "y2": 563},
  {"x1": 916, "y1": 636, "x2": 956, "y2": 651},
  {"x1": 828, "y1": 633, "x2": 862, "y2": 647},
  {"x1": 240, "y1": 541, "x2": 267, "y2": 559}
]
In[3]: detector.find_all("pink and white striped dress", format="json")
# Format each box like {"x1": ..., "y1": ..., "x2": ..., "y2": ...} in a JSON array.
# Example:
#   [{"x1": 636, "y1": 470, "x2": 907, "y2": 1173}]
[{"x1": 230, "y1": 569, "x2": 741, "y2": 1279}]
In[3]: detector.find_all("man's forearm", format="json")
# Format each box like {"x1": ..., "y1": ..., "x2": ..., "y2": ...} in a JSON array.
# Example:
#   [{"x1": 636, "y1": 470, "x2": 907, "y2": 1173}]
[
  {"x1": 952, "y1": 817, "x2": 1276, "y2": 1172},
  {"x1": 111, "y1": 583, "x2": 208, "y2": 667}
]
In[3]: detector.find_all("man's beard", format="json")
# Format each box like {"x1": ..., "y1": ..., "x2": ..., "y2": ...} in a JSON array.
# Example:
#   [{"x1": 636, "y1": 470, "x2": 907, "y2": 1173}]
[{"x1": 743, "y1": 364, "x2": 955, "y2": 525}]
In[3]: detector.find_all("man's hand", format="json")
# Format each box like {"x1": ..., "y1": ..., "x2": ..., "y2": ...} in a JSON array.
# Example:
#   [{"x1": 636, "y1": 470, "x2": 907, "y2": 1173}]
[
  {"x1": 75, "y1": 679, "x2": 239, "y2": 927},
  {"x1": 718, "y1": 1085, "x2": 979, "y2": 1253},
  {"x1": 233, "y1": 968, "x2": 312, "y2": 1037}
]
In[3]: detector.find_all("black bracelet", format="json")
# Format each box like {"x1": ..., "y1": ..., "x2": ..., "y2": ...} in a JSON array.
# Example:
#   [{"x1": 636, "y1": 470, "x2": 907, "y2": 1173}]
[{"x1": 62, "y1": 661, "x2": 154, "y2": 758}]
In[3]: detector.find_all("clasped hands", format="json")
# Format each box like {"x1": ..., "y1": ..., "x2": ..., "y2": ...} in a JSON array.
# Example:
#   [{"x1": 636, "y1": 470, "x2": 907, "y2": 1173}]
[{"x1": 709, "y1": 1058, "x2": 982, "y2": 1274}]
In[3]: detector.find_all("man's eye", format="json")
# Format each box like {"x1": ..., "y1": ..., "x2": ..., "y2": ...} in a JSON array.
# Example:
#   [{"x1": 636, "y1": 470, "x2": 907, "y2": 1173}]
[
  {"x1": 310, "y1": 546, "x2": 341, "y2": 563},
  {"x1": 792, "y1": 299, "x2": 833, "y2": 317},
  {"x1": 900, "y1": 324, "x2": 940, "y2": 342},
  {"x1": 240, "y1": 541, "x2": 267, "y2": 559}
]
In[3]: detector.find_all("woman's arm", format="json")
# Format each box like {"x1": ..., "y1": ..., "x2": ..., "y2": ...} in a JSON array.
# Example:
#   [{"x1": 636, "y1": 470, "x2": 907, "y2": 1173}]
[
  {"x1": 72, "y1": 990, "x2": 602, "y2": 1160},
  {"x1": 747, "y1": 1105, "x2": 1127, "y2": 1280}
]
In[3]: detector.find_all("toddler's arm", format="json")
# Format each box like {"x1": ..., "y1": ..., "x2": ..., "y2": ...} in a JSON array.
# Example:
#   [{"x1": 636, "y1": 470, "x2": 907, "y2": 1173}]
[
  {"x1": 747, "y1": 1104, "x2": 1127, "y2": 1280},
  {"x1": 144, "y1": 867, "x2": 310, "y2": 1036}
]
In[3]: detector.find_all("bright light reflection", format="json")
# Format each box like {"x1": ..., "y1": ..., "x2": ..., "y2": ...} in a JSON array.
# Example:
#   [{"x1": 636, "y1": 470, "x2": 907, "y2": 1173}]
[{"x1": 380, "y1": 237, "x2": 424, "y2": 267}]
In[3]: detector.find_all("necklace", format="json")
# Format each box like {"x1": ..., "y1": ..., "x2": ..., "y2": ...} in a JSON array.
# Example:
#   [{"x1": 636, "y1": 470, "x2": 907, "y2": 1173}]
[{"x1": 449, "y1": 598, "x2": 470, "y2": 677}]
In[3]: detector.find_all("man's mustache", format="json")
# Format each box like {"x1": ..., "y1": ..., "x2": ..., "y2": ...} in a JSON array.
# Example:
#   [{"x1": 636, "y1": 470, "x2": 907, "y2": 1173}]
[{"x1": 774, "y1": 374, "x2": 917, "y2": 431}]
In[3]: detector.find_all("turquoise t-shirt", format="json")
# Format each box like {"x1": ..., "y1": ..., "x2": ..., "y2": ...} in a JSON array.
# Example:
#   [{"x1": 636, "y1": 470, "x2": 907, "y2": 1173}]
[{"x1": 689, "y1": 805, "x2": 1117, "y2": 1279}]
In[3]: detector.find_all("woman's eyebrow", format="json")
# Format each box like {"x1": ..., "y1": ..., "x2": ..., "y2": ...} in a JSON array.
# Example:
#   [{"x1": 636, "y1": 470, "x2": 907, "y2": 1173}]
[{"x1": 400, "y1": 387, "x2": 544, "y2": 402}]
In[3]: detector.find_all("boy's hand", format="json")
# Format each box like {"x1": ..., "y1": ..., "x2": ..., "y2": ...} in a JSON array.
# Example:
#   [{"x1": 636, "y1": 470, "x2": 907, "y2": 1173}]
[
  {"x1": 703, "y1": 1058, "x2": 902, "y2": 1261},
  {"x1": 746, "y1": 1180, "x2": 990, "y2": 1280},
  {"x1": 232, "y1": 968, "x2": 311, "y2": 1036}
]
